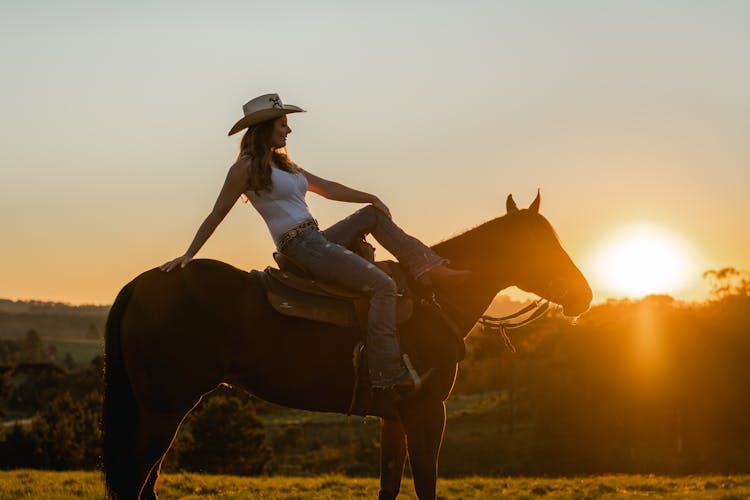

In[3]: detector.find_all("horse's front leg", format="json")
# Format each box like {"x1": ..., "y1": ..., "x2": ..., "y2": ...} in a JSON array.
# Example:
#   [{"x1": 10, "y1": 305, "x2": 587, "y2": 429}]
[
  {"x1": 401, "y1": 397, "x2": 446, "y2": 500},
  {"x1": 379, "y1": 418, "x2": 407, "y2": 500}
]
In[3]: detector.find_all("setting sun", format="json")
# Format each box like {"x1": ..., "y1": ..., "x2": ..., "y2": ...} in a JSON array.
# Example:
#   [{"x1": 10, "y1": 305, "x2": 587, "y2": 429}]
[{"x1": 590, "y1": 223, "x2": 697, "y2": 298}]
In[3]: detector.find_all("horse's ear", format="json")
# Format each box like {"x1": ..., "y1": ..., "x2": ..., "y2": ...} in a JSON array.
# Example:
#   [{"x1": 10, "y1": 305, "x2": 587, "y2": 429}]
[
  {"x1": 529, "y1": 189, "x2": 541, "y2": 213},
  {"x1": 506, "y1": 194, "x2": 519, "y2": 213}
]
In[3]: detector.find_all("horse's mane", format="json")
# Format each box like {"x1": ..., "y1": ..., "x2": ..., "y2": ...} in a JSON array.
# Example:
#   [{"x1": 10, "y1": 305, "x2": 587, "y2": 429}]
[
  {"x1": 430, "y1": 211, "x2": 512, "y2": 254},
  {"x1": 431, "y1": 218, "x2": 495, "y2": 248},
  {"x1": 429, "y1": 210, "x2": 563, "y2": 272}
]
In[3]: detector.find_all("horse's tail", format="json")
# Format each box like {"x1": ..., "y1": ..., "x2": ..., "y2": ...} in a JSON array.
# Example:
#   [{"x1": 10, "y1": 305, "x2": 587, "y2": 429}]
[{"x1": 102, "y1": 280, "x2": 137, "y2": 499}]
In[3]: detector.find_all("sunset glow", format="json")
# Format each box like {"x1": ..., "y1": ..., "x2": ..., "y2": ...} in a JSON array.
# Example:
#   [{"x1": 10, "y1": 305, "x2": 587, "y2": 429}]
[
  {"x1": 591, "y1": 224, "x2": 697, "y2": 298},
  {"x1": 1, "y1": 2, "x2": 749, "y2": 304}
]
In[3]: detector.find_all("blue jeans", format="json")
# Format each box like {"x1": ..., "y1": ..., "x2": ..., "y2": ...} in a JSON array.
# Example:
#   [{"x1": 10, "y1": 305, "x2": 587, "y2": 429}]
[{"x1": 281, "y1": 205, "x2": 446, "y2": 387}]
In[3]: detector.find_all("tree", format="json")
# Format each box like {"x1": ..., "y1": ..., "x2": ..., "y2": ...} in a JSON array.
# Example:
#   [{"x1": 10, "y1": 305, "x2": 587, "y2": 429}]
[
  {"x1": 62, "y1": 353, "x2": 76, "y2": 370},
  {"x1": 703, "y1": 267, "x2": 750, "y2": 299},
  {"x1": 0, "y1": 369, "x2": 11, "y2": 419},
  {"x1": 28, "y1": 391, "x2": 102, "y2": 469},
  {"x1": 176, "y1": 394, "x2": 272, "y2": 475},
  {"x1": 86, "y1": 323, "x2": 101, "y2": 340},
  {"x1": 0, "y1": 425, "x2": 35, "y2": 468},
  {"x1": 20, "y1": 329, "x2": 50, "y2": 363},
  {"x1": 9, "y1": 363, "x2": 66, "y2": 413}
]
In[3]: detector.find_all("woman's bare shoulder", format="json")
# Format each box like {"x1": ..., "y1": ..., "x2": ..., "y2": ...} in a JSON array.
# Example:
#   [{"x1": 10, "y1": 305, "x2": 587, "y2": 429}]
[
  {"x1": 225, "y1": 156, "x2": 253, "y2": 183},
  {"x1": 231, "y1": 155, "x2": 253, "y2": 171}
]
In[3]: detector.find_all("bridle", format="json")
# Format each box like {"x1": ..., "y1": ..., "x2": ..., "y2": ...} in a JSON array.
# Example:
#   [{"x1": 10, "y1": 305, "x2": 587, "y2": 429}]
[
  {"x1": 419, "y1": 282, "x2": 563, "y2": 359},
  {"x1": 421, "y1": 210, "x2": 579, "y2": 356},
  {"x1": 476, "y1": 273, "x2": 577, "y2": 352},
  {"x1": 477, "y1": 299, "x2": 552, "y2": 353}
]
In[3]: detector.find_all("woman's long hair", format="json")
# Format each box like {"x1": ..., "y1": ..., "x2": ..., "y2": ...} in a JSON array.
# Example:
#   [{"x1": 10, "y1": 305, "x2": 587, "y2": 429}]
[{"x1": 239, "y1": 119, "x2": 299, "y2": 196}]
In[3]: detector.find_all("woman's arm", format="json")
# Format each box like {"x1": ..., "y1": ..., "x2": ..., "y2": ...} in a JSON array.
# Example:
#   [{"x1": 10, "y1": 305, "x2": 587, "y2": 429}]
[
  {"x1": 160, "y1": 160, "x2": 250, "y2": 271},
  {"x1": 300, "y1": 168, "x2": 391, "y2": 218}
]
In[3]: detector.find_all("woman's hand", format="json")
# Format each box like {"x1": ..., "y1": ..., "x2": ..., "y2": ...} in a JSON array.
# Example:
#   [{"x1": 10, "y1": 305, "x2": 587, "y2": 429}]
[
  {"x1": 160, "y1": 254, "x2": 192, "y2": 272},
  {"x1": 371, "y1": 197, "x2": 392, "y2": 219}
]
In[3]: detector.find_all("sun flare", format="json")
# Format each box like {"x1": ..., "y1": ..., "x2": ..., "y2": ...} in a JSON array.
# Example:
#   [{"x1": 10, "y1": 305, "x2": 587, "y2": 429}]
[{"x1": 591, "y1": 223, "x2": 696, "y2": 298}]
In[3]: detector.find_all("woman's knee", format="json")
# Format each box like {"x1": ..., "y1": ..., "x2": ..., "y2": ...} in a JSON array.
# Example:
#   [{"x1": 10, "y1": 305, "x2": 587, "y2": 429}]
[
  {"x1": 358, "y1": 204, "x2": 382, "y2": 225},
  {"x1": 369, "y1": 274, "x2": 398, "y2": 297}
]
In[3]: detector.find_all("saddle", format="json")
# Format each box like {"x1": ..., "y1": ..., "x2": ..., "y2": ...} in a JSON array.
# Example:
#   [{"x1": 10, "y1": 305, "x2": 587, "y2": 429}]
[
  {"x1": 253, "y1": 238, "x2": 466, "y2": 415},
  {"x1": 255, "y1": 239, "x2": 414, "y2": 330}
]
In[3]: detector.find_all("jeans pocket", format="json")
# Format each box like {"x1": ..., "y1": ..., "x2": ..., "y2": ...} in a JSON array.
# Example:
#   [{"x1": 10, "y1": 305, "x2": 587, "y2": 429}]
[{"x1": 284, "y1": 232, "x2": 324, "y2": 262}]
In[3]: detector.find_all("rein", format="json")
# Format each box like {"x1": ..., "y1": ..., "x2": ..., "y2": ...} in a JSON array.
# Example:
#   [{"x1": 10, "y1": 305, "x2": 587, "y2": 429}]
[
  {"x1": 418, "y1": 282, "x2": 553, "y2": 357},
  {"x1": 477, "y1": 299, "x2": 551, "y2": 353}
]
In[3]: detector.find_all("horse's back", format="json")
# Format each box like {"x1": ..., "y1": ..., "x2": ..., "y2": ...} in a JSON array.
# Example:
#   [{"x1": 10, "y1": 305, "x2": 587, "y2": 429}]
[
  {"x1": 129, "y1": 259, "x2": 261, "y2": 312},
  {"x1": 117, "y1": 258, "x2": 455, "y2": 413},
  {"x1": 119, "y1": 259, "x2": 361, "y2": 413},
  {"x1": 120, "y1": 260, "x2": 270, "y2": 409}
]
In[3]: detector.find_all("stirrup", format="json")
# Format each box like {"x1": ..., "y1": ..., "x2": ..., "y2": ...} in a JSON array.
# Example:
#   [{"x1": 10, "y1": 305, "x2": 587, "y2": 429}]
[
  {"x1": 402, "y1": 353, "x2": 423, "y2": 390},
  {"x1": 395, "y1": 354, "x2": 435, "y2": 393}
]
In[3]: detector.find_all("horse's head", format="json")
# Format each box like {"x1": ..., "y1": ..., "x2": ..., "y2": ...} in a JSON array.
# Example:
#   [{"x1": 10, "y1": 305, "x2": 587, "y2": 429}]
[{"x1": 492, "y1": 192, "x2": 592, "y2": 317}]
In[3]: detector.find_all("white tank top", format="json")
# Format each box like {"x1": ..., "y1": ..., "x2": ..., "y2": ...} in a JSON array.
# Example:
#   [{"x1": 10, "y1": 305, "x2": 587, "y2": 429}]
[{"x1": 244, "y1": 166, "x2": 314, "y2": 245}]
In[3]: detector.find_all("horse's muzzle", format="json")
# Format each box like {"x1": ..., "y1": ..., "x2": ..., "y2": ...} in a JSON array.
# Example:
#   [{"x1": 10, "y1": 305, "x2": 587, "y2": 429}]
[{"x1": 561, "y1": 285, "x2": 593, "y2": 317}]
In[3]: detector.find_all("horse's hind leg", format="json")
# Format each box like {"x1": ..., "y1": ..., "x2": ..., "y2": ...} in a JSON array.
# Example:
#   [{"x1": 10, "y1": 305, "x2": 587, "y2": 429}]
[
  {"x1": 401, "y1": 398, "x2": 446, "y2": 500},
  {"x1": 379, "y1": 418, "x2": 407, "y2": 500},
  {"x1": 140, "y1": 456, "x2": 165, "y2": 500},
  {"x1": 131, "y1": 409, "x2": 184, "y2": 499}
]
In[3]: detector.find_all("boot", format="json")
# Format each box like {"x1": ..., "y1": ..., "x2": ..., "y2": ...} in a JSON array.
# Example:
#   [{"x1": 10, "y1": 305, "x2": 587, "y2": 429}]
[
  {"x1": 420, "y1": 264, "x2": 472, "y2": 288},
  {"x1": 394, "y1": 367, "x2": 436, "y2": 394}
]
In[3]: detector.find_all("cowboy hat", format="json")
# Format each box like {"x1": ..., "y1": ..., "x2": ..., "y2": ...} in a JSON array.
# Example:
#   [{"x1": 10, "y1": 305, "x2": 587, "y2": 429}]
[{"x1": 228, "y1": 93, "x2": 305, "y2": 136}]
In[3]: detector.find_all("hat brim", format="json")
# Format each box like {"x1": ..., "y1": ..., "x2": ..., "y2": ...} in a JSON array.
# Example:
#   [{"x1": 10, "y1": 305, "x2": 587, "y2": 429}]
[{"x1": 227, "y1": 105, "x2": 305, "y2": 136}]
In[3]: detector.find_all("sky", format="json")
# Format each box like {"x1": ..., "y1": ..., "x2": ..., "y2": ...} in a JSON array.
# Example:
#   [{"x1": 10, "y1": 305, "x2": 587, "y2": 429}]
[{"x1": 1, "y1": 0, "x2": 748, "y2": 305}]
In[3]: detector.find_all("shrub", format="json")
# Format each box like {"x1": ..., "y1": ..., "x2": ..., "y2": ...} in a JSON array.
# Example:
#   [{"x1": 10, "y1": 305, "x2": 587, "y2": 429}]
[
  {"x1": 176, "y1": 394, "x2": 272, "y2": 475},
  {"x1": 29, "y1": 391, "x2": 102, "y2": 469}
]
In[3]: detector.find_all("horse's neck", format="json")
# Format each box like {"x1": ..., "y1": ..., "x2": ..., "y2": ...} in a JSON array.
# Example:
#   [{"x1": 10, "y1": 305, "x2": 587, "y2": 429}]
[
  {"x1": 439, "y1": 278, "x2": 500, "y2": 335},
  {"x1": 430, "y1": 217, "x2": 515, "y2": 336}
]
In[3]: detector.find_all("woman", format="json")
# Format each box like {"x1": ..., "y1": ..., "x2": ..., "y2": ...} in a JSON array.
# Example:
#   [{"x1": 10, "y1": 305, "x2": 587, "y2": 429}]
[{"x1": 161, "y1": 93, "x2": 469, "y2": 391}]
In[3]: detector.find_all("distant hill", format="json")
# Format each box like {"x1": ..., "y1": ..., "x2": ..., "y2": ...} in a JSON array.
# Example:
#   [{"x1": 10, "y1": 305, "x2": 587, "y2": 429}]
[
  {"x1": 0, "y1": 294, "x2": 528, "y2": 341},
  {"x1": 0, "y1": 299, "x2": 109, "y2": 316},
  {"x1": 0, "y1": 299, "x2": 109, "y2": 340}
]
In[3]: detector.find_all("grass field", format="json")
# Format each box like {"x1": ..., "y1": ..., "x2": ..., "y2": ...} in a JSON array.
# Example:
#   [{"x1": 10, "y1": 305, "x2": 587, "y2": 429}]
[
  {"x1": 46, "y1": 338, "x2": 102, "y2": 365},
  {"x1": 1, "y1": 471, "x2": 749, "y2": 499}
]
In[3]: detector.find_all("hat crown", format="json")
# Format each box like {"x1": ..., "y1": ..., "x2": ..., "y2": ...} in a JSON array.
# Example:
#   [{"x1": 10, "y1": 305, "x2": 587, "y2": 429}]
[
  {"x1": 228, "y1": 93, "x2": 304, "y2": 136},
  {"x1": 242, "y1": 93, "x2": 285, "y2": 117}
]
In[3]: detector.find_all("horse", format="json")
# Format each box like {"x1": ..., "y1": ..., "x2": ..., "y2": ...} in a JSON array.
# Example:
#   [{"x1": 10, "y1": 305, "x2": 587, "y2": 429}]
[{"x1": 102, "y1": 192, "x2": 592, "y2": 499}]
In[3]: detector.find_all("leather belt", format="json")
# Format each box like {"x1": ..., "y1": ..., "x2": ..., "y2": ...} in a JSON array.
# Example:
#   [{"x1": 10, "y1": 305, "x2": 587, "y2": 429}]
[{"x1": 276, "y1": 219, "x2": 319, "y2": 250}]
